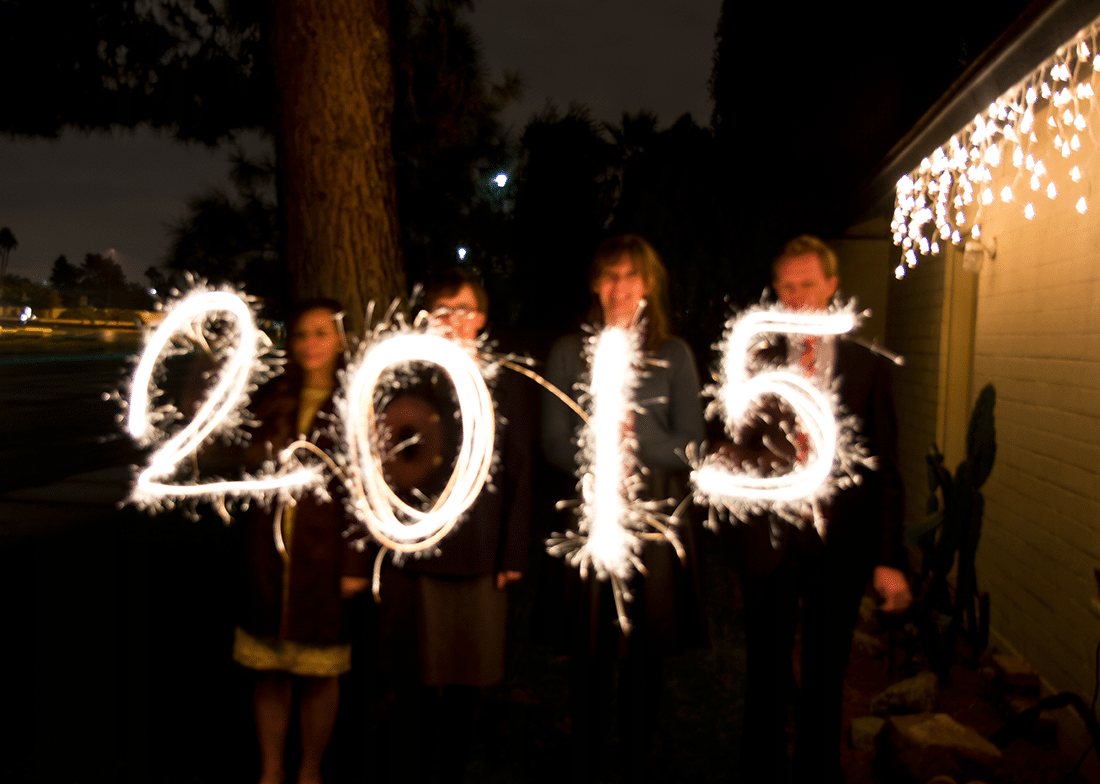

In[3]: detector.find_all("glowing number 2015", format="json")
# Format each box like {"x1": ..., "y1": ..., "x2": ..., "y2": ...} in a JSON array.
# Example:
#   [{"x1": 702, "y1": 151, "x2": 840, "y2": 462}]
[
  {"x1": 127, "y1": 289, "x2": 320, "y2": 505},
  {"x1": 341, "y1": 332, "x2": 497, "y2": 553},
  {"x1": 691, "y1": 309, "x2": 856, "y2": 510}
]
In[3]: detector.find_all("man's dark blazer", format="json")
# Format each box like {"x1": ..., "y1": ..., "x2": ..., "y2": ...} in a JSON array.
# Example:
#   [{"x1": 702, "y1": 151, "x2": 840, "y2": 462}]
[{"x1": 726, "y1": 335, "x2": 905, "y2": 579}]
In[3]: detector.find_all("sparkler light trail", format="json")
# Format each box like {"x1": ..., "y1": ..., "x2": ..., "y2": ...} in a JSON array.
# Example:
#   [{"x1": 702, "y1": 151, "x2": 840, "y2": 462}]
[
  {"x1": 546, "y1": 321, "x2": 684, "y2": 632},
  {"x1": 125, "y1": 285, "x2": 321, "y2": 509},
  {"x1": 690, "y1": 302, "x2": 875, "y2": 538},
  {"x1": 125, "y1": 287, "x2": 499, "y2": 563},
  {"x1": 340, "y1": 325, "x2": 497, "y2": 554}
]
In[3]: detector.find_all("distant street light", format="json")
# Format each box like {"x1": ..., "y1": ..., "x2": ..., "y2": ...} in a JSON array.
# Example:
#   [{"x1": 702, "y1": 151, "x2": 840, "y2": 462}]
[
  {"x1": 457, "y1": 247, "x2": 467, "y2": 260},
  {"x1": 493, "y1": 172, "x2": 508, "y2": 188}
]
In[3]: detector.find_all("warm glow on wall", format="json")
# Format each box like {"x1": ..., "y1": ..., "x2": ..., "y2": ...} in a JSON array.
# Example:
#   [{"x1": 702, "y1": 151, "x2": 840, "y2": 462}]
[{"x1": 892, "y1": 18, "x2": 1098, "y2": 278}]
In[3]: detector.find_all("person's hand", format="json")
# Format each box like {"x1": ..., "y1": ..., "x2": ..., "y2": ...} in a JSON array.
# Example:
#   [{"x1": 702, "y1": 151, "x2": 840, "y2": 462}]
[
  {"x1": 496, "y1": 571, "x2": 522, "y2": 590},
  {"x1": 873, "y1": 566, "x2": 911, "y2": 614},
  {"x1": 341, "y1": 576, "x2": 370, "y2": 599}
]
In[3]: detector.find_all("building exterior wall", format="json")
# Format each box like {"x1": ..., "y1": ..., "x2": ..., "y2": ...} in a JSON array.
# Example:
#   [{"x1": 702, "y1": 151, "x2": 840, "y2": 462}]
[
  {"x1": 884, "y1": 247, "x2": 948, "y2": 534},
  {"x1": 968, "y1": 190, "x2": 1100, "y2": 700}
]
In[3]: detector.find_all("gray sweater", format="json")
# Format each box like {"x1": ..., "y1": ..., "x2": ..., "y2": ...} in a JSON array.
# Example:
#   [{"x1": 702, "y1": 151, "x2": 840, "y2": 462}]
[{"x1": 541, "y1": 331, "x2": 705, "y2": 477}]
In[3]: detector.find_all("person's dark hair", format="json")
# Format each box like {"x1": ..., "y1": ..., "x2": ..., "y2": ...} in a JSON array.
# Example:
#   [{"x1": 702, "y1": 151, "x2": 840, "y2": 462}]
[
  {"x1": 772, "y1": 235, "x2": 839, "y2": 280},
  {"x1": 587, "y1": 233, "x2": 670, "y2": 351},
  {"x1": 422, "y1": 269, "x2": 489, "y2": 314}
]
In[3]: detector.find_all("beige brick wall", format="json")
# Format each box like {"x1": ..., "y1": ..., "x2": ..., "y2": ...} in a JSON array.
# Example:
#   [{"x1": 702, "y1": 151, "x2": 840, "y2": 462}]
[
  {"x1": 970, "y1": 193, "x2": 1100, "y2": 700},
  {"x1": 885, "y1": 249, "x2": 947, "y2": 533}
]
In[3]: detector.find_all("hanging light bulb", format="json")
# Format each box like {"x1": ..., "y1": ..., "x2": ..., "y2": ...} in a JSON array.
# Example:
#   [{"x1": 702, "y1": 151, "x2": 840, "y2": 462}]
[
  {"x1": 972, "y1": 225, "x2": 982, "y2": 239},
  {"x1": 1001, "y1": 186, "x2": 1013, "y2": 203},
  {"x1": 1031, "y1": 172, "x2": 1042, "y2": 190},
  {"x1": 1048, "y1": 182, "x2": 1058, "y2": 199},
  {"x1": 1024, "y1": 203, "x2": 1036, "y2": 220},
  {"x1": 1070, "y1": 165, "x2": 1082, "y2": 182},
  {"x1": 1076, "y1": 197, "x2": 1088, "y2": 214}
]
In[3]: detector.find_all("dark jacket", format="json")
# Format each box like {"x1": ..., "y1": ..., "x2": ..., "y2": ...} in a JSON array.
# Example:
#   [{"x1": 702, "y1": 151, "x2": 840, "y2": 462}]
[
  {"x1": 399, "y1": 367, "x2": 534, "y2": 578},
  {"x1": 238, "y1": 377, "x2": 369, "y2": 645},
  {"x1": 726, "y1": 337, "x2": 905, "y2": 579}
]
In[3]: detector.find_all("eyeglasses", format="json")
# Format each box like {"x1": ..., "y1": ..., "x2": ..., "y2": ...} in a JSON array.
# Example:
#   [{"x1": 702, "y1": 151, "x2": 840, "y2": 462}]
[{"x1": 432, "y1": 306, "x2": 483, "y2": 321}]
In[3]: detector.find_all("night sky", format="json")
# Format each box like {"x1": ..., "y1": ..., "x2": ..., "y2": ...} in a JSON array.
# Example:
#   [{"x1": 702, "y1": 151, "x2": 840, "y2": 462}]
[
  {"x1": 0, "y1": 0, "x2": 1022, "y2": 287},
  {"x1": 0, "y1": 1, "x2": 721, "y2": 287}
]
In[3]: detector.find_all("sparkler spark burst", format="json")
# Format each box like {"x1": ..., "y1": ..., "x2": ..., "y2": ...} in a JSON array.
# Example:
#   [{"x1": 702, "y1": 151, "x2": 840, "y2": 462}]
[
  {"x1": 124, "y1": 284, "x2": 321, "y2": 511},
  {"x1": 339, "y1": 308, "x2": 497, "y2": 555},
  {"x1": 547, "y1": 322, "x2": 682, "y2": 631},
  {"x1": 691, "y1": 302, "x2": 876, "y2": 539},
  {"x1": 124, "y1": 285, "x2": 502, "y2": 564}
]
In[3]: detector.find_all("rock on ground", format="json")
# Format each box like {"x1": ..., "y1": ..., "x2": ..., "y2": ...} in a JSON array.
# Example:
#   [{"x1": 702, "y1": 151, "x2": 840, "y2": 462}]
[
  {"x1": 871, "y1": 670, "x2": 939, "y2": 715},
  {"x1": 877, "y1": 712, "x2": 1002, "y2": 784}
]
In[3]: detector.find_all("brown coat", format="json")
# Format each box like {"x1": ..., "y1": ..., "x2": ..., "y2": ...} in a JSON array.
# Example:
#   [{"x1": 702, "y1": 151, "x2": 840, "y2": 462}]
[{"x1": 237, "y1": 377, "x2": 370, "y2": 645}]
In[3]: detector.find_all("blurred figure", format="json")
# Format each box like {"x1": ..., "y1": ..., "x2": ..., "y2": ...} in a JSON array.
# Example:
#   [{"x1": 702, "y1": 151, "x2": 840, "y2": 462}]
[
  {"x1": 232, "y1": 300, "x2": 370, "y2": 784},
  {"x1": 383, "y1": 269, "x2": 532, "y2": 783},
  {"x1": 541, "y1": 234, "x2": 706, "y2": 783},
  {"x1": 732, "y1": 236, "x2": 909, "y2": 783}
]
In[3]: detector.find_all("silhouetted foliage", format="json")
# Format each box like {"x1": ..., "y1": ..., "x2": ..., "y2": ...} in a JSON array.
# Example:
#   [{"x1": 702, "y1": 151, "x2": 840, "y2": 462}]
[
  {"x1": 0, "y1": 0, "x2": 271, "y2": 144},
  {"x1": 910, "y1": 384, "x2": 997, "y2": 678},
  {"x1": 155, "y1": 1, "x2": 515, "y2": 323},
  {"x1": 606, "y1": 111, "x2": 758, "y2": 352},
  {"x1": 0, "y1": 274, "x2": 61, "y2": 311},
  {"x1": 390, "y1": 0, "x2": 519, "y2": 288},
  {"x1": 710, "y1": 0, "x2": 1034, "y2": 238},
  {"x1": 166, "y1": 152, "x2": 289, "y2": 318},
  {"x1": 509, "y1": 105, "x2": 617, "y2": 335},
  {"x1": 2, "y1": 0, "x2": 401, "y2": 328},
  {"x1": 49, "y1": 255, "x2": 82, "y2": 307},
  {"x1": 47, "y1": 252, "x2": 150, "y2": 309}
]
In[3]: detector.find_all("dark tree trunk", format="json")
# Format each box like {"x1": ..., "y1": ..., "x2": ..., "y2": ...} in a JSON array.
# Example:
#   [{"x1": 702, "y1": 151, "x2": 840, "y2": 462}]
[{"x1": 269, "y1": 0, "x2": 406, "y2": 336}]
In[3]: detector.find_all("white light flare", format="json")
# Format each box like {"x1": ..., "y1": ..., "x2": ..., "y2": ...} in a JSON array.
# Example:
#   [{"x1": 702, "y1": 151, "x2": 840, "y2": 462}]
[
  {"x1": 341, "y1": 330, "x2": 496, "y2": 554},
  {"x1": 692, "y1": 303, "x2": 873, "y2": 537},
  {"x1": 577, "y1": 326, "x2": 642, "y2": 582},
  {"x1": 126, "y1": 286, "x2": 319, "y2": 507}
]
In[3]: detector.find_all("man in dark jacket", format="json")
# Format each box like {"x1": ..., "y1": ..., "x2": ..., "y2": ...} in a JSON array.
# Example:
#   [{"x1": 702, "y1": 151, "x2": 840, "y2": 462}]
[{"x1": 735, "y1": 236, "x2": 910, "y2": 784}]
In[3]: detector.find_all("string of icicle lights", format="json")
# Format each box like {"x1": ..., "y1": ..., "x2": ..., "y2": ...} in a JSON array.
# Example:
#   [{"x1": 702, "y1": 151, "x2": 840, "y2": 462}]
[{"x1": 891, "y1": 14, "x2": 1100, "y2": 278}]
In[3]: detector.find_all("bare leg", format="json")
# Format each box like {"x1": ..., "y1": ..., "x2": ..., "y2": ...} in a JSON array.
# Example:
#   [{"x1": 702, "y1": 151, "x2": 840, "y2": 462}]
[
  {"x1": 298, "y1": 675, "x2": 340, "y2": 784},
  {"x1": 255, "y1": 674, "x2": 293, "y2": 784}
]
